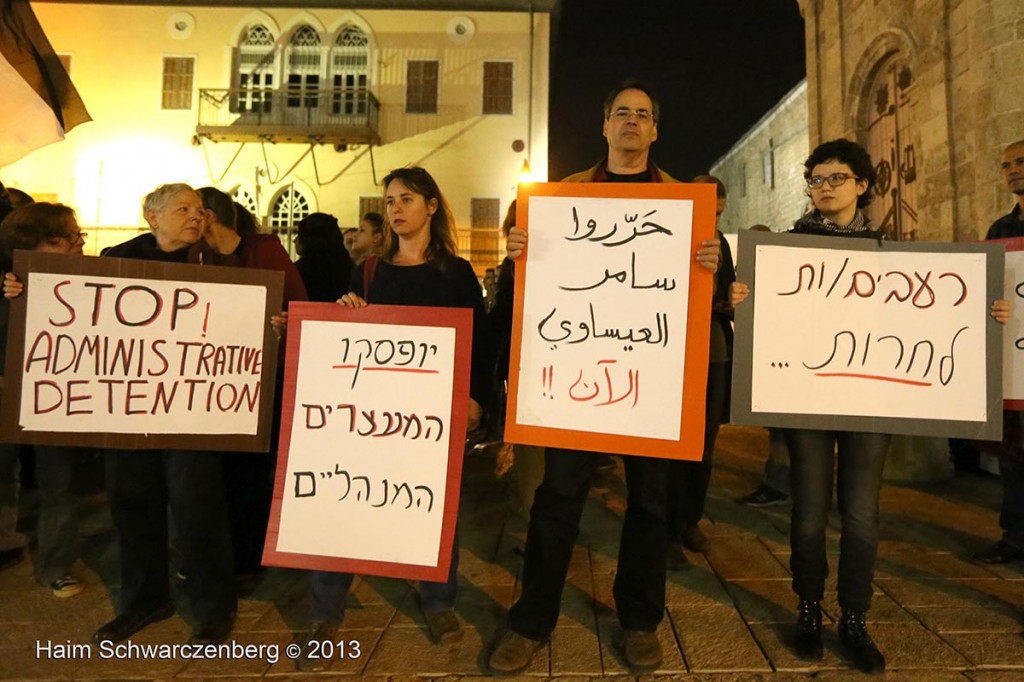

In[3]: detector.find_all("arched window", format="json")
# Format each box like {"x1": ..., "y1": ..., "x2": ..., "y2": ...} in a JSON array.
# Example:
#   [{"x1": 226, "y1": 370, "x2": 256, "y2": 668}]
[
  {"x1": 863, "y1": 54, "x2": 918, "y2": 241},
  {"x1": 331, "y1": 26, "x2": 370, "y2": 116},
  {"x1": 237, "y1": 24, "x2": 276, "y2": 113},
  {"x1": 268, "y1": 186, "x2": 311, "y2": 257},
  {"x1": 286, "y1": 25, "x2": 321, "y2": 109},
  {"x1": 231, "y1": 187, "x2": 259, "y2": 218}
]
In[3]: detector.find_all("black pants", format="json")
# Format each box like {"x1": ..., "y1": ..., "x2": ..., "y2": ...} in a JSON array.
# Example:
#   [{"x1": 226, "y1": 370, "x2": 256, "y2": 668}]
[
  {"x1": 667, "y1": 362, "x2": 728, "y2": 539},
  {"x1": 786, "y1": 429, "x2": 890, "y2": 613},
  {"x1": 223, "y1": 450, "x2": 274, "y2": 576},
  {"x1": 508, "y1": 448, "x2": 669, "y2": 640},
  {"x1": 105, "y1": 450, "x2": 236, "y2": 622}
]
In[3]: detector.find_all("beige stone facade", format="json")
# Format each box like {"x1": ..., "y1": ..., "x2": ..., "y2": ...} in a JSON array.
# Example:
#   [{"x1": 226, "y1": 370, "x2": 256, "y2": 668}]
[
  {"x1": 798, "y1": 0, "x2": 1023, "y2": 242},
  {"x1": 710, "y1": 81, "x2": 809, "y2": 235},
  {"x1": 3, "y1": 2, "x2": 553, "y2": 272}
]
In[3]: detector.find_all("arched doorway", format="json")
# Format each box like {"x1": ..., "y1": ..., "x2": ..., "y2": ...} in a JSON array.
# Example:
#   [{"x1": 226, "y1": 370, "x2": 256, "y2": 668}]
[{"x1": 864, "y1": 54, "x2": 919, "y2": 241}]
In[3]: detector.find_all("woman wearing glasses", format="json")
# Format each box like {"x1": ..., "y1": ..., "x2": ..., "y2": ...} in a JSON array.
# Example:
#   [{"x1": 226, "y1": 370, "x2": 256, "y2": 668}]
[
  {"x1": 731, "y1": 139, "x2": 1008, "y2": 673},
  {"x1": 0, "y1": 203, "x2": 88, "y2": 597},
  {"x1": 296, "y1": 167, "x2": 493, "y2": 670}
]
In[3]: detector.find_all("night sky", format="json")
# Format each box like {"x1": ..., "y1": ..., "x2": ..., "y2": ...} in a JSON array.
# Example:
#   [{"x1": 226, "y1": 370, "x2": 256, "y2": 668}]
[{"x1": 547, "y1": 0, "x2": 806, "y2": 181}]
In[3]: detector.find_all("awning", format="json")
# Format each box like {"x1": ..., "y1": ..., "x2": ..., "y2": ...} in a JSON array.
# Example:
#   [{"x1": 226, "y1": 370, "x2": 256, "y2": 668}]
[{"x1": 0, "y1": 0, "x2": 91, "y2": 167}]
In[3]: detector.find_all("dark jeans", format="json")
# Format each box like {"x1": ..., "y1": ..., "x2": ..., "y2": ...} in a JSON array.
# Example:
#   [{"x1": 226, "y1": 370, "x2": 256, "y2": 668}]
[
  {"x1": 667, "y1": 362, "x2": 728, "y2": 538},
  {"x1": 34, "y1": 446, "x2": 81, "y2": 584},
  {"x1": 786, "y1": 429, "x2": 890, "y2": 613},
  {"x1": 764, "y1": 429, "x2": 791, "y2": 495},
  {"x1": 105, "y1": 449, "x2": 236, "y2": 622},
  {"x1": 222, "y1": 451, "x2": 274, "y2": 576},
  {"x1": 999, "y1": 457, "x2": 1024, "y2": 550},
  {"x1": 508, "y1": 448, "x2": 669, "y2": 640},
  {"x1": 309, "y1": 531, "x2": 460, "y2": 622}
]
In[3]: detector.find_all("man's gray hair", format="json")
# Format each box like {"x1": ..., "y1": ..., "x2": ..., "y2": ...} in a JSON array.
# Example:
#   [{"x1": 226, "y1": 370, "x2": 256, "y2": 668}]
[{"x1": 143, "y1": 183, "x2": 195, "y2": 214}]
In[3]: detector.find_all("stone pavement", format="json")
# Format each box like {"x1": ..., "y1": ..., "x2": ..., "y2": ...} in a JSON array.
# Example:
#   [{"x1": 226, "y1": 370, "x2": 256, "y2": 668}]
[{"x1": 1, "y1": 425, "x2": 1023, "y2": 680}]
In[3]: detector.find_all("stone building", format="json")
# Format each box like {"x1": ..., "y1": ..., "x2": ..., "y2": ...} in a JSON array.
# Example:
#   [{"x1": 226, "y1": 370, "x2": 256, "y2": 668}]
[
  {"x1": 3, "y1": 0, "x2": 556, "y2": 273},
  {"x1": 798, "y1": 0, "x2": 1023, "y2": 242},
  {"x1": 711, "y1": 80, "x2": 809, "y2": 235}
]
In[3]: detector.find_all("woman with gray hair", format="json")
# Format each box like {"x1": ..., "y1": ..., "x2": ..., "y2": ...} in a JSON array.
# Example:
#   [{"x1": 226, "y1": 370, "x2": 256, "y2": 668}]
[{"x1": 90, "y1": 183, "x2": 237, "y2": 647}]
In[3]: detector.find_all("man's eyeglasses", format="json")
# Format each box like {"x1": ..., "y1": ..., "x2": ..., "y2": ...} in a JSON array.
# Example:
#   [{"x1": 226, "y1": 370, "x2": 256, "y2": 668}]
[
  {"x1": 609, "y1": 108, "x2": 653, "y2": 123},
  {"x1": 807, "y1": 173, "x2": 856, "y2": 189}
]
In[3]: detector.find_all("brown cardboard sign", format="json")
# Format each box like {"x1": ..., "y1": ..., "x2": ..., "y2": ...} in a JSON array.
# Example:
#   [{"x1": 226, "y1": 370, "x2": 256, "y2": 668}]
[{"x1": 1, "y1": 251, "x2": 283, "y2": 452}]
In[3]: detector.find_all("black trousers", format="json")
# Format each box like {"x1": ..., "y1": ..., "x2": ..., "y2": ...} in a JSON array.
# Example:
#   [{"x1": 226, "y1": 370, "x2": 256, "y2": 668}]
[
  {"x1": 508, "y1": 448, "x2": 669, "y2": 640},
  {"x1": 786, "y1": 429, "x2": 890, "y2": 613},
  {"x1": 105, "y1": 449, "x2": 236, "y2": 622},
  {"x1": 667, "y1": 361, "x2": 728, "y2": 539},
  {"x1": 222, "y1": 450, "x2": 274, "y2": 576}
]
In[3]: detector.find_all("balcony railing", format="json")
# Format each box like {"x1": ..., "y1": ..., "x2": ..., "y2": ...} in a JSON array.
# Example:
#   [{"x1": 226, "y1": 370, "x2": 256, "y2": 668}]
[{"x1": 196, "y1": 88, "x2": 381, "y2": 144}]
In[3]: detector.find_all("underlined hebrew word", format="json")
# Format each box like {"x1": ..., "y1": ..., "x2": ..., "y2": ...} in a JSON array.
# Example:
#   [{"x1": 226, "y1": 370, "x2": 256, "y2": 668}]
[
  {"x1": 332, "y1": 337, "x2": 439, "y2": 389},
  {"x1": 292, "y1": 464, "x2": 434, "y2": 511}
]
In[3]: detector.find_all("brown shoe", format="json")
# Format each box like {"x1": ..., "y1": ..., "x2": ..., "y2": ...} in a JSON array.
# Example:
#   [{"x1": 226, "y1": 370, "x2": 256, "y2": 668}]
[
  {"x1": 623, "y1": 629, "x2": 662, "y2": 670},
  {"x1": 488, "y1": 629, "x2": 545, "y2": 673},
  {"x1": 681, "y1": 524, "x2": 709, "y2": 553},
  {"x1": 423, "y1": 607, "x2": 463, "y2": 644}
]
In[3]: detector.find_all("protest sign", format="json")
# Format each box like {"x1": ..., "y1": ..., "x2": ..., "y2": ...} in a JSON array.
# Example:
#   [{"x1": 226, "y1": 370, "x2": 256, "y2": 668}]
[
  {"x1": 731, "y1": 230, "x2": 1004, "y2": 440},
  {"x1": 0, "y1": 251, "x2": 283, "y2": 452},
  {"x1": 504, "y1": 182, "x2": 717, "y2": 460},
  {"x1": 992, "y1": 237, "x2": 1024, "y2": 410},
  {"x1": 263, "y1": 302, "x2": 471, "y2": 581}
]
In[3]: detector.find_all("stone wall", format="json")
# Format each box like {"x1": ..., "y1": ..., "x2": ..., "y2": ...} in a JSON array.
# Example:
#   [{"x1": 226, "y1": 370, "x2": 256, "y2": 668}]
[{"x1": 710, "y1": 81, "x2": 809, "y2": 234}]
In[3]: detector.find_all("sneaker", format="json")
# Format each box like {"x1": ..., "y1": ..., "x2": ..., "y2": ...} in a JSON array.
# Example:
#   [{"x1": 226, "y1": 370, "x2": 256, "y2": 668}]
[
  {"x1": 488, "y1": 629, "x2": 545, "y2": 673},
  {"x1": 735, "y1": 485, "x2": 789, "y2": 506},
  {"x1": 623, "y1": 629, "x2": 662, "y2": 670},
  {"x1": 666, "y1": 543, "x2": 691, "y2": 571},
  {"x1": 681, "y1": 524, "x2": 709, "y2": 553},
  {"x1": 50, "y1": 576, "x2": 84, "y2": 598},
  {"x1": 423, "y1": 607, "x2": 463, "y2": 644}
]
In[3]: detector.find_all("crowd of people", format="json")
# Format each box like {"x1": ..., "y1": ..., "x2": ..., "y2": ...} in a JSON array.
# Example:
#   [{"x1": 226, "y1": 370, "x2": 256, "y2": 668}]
[{"x1": 0, "y1": 80, "x2": 1021, "y2": 675}]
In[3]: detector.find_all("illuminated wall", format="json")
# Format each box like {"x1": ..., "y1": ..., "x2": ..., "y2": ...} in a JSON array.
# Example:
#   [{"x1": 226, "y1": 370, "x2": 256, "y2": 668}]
[{"x1": 3, "y1": 3, "x2": 550, "y2": 263}]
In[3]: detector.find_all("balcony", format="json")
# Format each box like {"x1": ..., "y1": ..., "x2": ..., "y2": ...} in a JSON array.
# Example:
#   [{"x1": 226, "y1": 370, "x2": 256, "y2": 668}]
[{"x1": 196, "y1": 88, "x2": 381, "y2": 145}]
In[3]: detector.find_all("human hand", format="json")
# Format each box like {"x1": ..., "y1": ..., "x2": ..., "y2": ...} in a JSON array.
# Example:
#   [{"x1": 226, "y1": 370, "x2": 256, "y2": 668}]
[
  {"x1": 696, "y1": 238, "x2": 720, "y2": 273},
  {"x1": 467, "y1": 398, "x2": 482, "y2": 432},
  {"x1": 730, "y1": 281, "x2": 750, "y2": 307},
  {"x1": 337, "y1": 293, "x2": 368, "y2": 308},
  {"x1": 506, "y1": 227, "x2": 527, "y2": 261},
  {"x1": 992, "y1": 298, "x2": 1011, "y2": 325},
  {"x1": 270, "y1": 312, "x2": 287, "y2": 339},
  {"x1": 3, "y1": 272, "x2": 24, "y2": 299}
]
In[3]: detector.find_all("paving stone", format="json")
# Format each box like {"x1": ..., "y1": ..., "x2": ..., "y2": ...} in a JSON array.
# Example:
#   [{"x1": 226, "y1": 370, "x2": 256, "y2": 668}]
[
  {"x1": 704, "y1": 536, "x2": 791, "y2": 580},
  {"x1": 876, "y1": 578, "x2": 1024, "y2": 609},
  {"x1": 64, "y1": 621, "x2": 194, "y2": 679},
  {"x1": 747, "y1": 622, "x2": 846, "y2": 672},
  {"x1": 550, "y1": 623, "x2": 603, "y2": 675},
  {"x1": 942, "y1": 632, "x2": 1024, "y2": 667},
  {"x1": 175, "y1": 631, "x2": 285, "y2": 677},
  {"x1": 820, "y1": 589, "x2": 915, "y2": 624},
  {"x1": 905, "y1": 605, "x2": 1022, "y2": 633},
  {"x1": 875, "y1": 549, "x2": 998, "y2": 579},
  {"x1": 668, "y1": 604, "x2": 770, "y2": 672},
  {"x1": 265, "y1": 627, "x2": 380, "y2": 676},
  {"x1": 724, "y1": 579, "x2": 803, "y2": 624},
  {"x1": 867, "y1": 621, "x2": 970, "y2": 669},
  {"x1": 458, "y1": 556, "x2": 517, "y2": 585},
  {"x1": 968, "y1": 671, "x2": 1024, "y2": 681}
]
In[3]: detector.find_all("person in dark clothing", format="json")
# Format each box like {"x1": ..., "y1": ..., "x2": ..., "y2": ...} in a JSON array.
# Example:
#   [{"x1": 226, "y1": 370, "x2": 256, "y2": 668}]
[
  {"x1": 488, "y1": 80, "x2": 722, "y2": 674},
  {"x1": 665, "y1": 174, "x2": 736, "y2": 567},
  {"x1": 91, "y1": 184, "x2": 236, "y2": 647},
  {"x1": 294, "y1": 212, "x2": 354, "y2": 302},
  {"x1": 974, "y1": 138, "x2": 1024, "y2": 566},
  {"x1": 731, "y1": 140, "x2": 1010, "y2": 674},
  {"x1": 295, "y1": 166, "x2": 493, "y2": 671}
]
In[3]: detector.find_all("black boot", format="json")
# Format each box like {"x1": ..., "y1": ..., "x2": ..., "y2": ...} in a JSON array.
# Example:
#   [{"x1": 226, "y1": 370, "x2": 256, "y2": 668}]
[
  {"x1": 793, "y1": 600, "x2": 823, "y2": 660},
  {"x1": 838, "y1": 610, "x2": 885, "y2": 673}
]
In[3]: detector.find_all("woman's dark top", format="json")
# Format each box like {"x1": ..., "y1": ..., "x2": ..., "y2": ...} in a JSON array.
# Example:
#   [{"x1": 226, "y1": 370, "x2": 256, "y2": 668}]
[
  {"x1": 296, "y1": 251, "x2": 353, "y2": 303},
  {"x1": 350, "y1": 256, "x2": 494, "y2": 407}
]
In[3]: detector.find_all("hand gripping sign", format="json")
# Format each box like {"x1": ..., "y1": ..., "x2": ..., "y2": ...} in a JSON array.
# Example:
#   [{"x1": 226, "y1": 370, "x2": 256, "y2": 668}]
[
  {"x1": 504, "y1": 181, "x2": 717, "y2": 460},
  {"x1": 1, "y1": 251, "x2": 283, "y2": 452},
  {"x1": 730, "y1": 230, "x2": 1004, "y2": 440},
  {"x1": 263, "y1": 302, "x2": 471, "y2": 581}
]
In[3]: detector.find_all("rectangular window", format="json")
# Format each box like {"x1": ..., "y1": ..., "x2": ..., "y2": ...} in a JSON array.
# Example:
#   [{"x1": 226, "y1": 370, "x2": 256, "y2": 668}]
[
  {"x1": 470, "y1": 198, "x2": 501, "y2": 267},
  {"x1": 359, "y1": 196, "x2": 385, "y2": 221},
  {"x1": 162, "y1": 56, "x2": 195, "y2": 110},
  {"x1": 762, "y1": 138, "x2": 776, "y2": 189},
  {"x1": 482, "y1": 61, "x2": 513, "y2": 115},
  {"x1": 406, "y1": 60, "x2": 439, "y2": 114}
]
